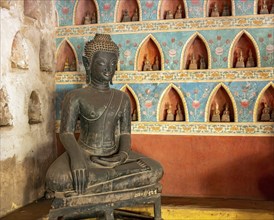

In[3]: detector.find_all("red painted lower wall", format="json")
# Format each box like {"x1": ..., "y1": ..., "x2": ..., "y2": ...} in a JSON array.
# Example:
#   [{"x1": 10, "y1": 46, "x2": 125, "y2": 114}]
[{"x1": 132, "y1": 134, "x2": 274, "y2": 200}]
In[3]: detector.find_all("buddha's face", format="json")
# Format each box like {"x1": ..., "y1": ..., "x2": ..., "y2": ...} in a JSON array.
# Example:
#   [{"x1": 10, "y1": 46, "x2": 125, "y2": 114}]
[{"x1": 90, "y1": 51, "x2": 118, "y2": 84}]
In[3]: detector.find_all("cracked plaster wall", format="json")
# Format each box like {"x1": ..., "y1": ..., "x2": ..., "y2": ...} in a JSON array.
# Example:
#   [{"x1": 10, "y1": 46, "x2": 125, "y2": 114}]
[{"x1": 0, "y1": 1, "x2": 56, "y2": 217}]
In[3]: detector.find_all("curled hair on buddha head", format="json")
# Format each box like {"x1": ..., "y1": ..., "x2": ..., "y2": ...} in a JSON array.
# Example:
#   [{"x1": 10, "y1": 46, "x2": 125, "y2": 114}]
[{"x1": 83, "y1": 33, "x2": 119, "y2": 84}]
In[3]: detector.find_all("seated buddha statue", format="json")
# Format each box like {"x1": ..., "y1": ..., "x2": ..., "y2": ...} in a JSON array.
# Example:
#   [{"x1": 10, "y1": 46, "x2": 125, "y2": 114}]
[{"x1": 46, "y1": 34, "x2": 163, "y2": 196}]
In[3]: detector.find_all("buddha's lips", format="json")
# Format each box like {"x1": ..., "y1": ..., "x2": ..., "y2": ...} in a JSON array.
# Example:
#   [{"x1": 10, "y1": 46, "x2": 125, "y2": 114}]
[{"x1": 103, "y1": 72, "x2": 111, "y2": 77}]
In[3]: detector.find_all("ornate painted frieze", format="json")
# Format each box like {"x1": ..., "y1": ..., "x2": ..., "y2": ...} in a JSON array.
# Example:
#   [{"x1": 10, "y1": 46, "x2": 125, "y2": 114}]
[{"x1": 55, "y1": 120, "x2": 274, "y2": 136}]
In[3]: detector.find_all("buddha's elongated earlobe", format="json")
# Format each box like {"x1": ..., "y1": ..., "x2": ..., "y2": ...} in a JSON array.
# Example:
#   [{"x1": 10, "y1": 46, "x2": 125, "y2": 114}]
[{"x1": 82, "y1": 56, "x2": 91, "y2": 84}]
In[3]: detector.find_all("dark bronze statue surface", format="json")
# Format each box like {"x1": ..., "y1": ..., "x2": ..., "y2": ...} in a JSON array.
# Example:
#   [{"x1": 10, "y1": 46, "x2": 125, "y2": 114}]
[{"x1": 46, "y1": 34, "x2": 163, "y2": 197}]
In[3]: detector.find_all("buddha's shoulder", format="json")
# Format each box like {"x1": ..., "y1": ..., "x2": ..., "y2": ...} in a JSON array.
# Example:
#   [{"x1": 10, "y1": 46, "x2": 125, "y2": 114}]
[
  {"x1": 112, "y1": 89, "x2": 130, "y2": 100},
  {"x1": 64, "y1": 88, "x2": 87, "y2": 101}
]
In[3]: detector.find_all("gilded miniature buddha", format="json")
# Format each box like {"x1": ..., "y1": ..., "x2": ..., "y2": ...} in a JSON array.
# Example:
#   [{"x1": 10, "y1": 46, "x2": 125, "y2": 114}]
[
  {"x1": 246, "y1": 49, "x2": 255, "y2": 67},
  {"x1": 260, "y1": 102, "x2": 270, "y2": 121},
  {"x1": 221, "y1": 104, "x2": 230, "y2": 122},
  {"x1": 131, "y1": 9, "x2": 139, "y2": 22},
  {"x1": 166, "y1": 10, "x2": 174, "y2": 19},
  {"x1": 121, "y1": 9, "x2": 131, "y2": 22},
  {"x1": 260, "y1": 0, "x2": 269, "y2": 14},
  {"x1": 46, "y1": 34, "x2": 163, "y2": 196},
  {"x1": 166, "y1": 104, "x2": 174, "y2": 121},
  {"x1": 235, "y1": 50, "x2": 245, "y2": 68},
  {"x1": 211, "y1": 102, "x2": 221, "y2": 122},
  {"x1": 84, "y1": 12, "x2": 92, "y2": 25},
  {"x1": 143, "y1": 55, "x2": 152, "y2": 71},
  {"x1": 211, "y1": 3, "x2": 219, "y2": 17},
  {"x1": 63, "y1": 57, "x2": 70, "y2": 71},
  {"x1": 152, "y1": 56, "x2": 160, "y2": 71},
  {"x1": 189, "y1": 53, "x2": 198, "y2": 70},
  {"x1": 174, "y1": 5, "x2": 183, "y2": 19}
]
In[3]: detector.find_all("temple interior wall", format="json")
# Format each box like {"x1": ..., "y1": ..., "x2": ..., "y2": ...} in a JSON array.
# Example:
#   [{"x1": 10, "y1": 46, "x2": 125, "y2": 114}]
[
  {"x1": 0, "y1": 0, "x2": 274, "y2": 218},
  {"x1": 0, "y1": 1, "x2": 56, "y2": 217}
]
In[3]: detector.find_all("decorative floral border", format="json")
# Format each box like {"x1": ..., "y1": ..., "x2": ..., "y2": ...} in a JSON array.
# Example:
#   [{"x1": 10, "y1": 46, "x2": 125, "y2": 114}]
[
  {"x1": 55, "y1": 120, "x2": 274, "y2": 136},
  {"x1": 55, "y1": 68, "x2": 274, "y2": 84},
  {"x1": 56, "y1": 15, "x2": 273, "y2": 38}
]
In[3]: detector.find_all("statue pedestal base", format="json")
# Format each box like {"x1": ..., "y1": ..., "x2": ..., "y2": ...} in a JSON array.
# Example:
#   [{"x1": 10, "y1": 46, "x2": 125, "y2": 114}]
[{"x1": 48, "y1": 183, "x2": 162, "y2": 220}]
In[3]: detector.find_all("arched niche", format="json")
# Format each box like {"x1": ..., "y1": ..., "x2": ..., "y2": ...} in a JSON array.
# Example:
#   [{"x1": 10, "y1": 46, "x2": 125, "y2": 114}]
[
  {"x1": 121, "y1": 85, "x2": 140, "y2": 121},
  {"x1": 74, "y1": 0, "x2": 98, "y2": 25},
  {"x1": 182, "y1": 33, "x2": 210, "y2": 70},
  {"x1": 136, "y1": 35, "x2": 163, "y2": 71},
  {"x1": 0, "y1": 87, "x2": 13, "y2": 127},
  {"x1": 205, "y1": 83, "x2": 236, "y2": 122},
  {"x1": 229, "y1": 31, "x2": 259, "y2": 68},
  {"x1": 158, "y1": 0, "x2": 186, "y2": 20},
  {"x1": 115, "y1": 0, "x2": 141, "y2": 22},
  {"x1": 254, "y1": 83, "x2": 274, "y2": 122},
  {"x1": 56, "y1": 39, "x2": 78, "y2": 72},
  {"x1": 206, "y1": 0, "x2": 233, "y2": 17},
  {"x1": 256, "y1": 0, "x2": 272, "y2": 14},
  {"x1": 158, "y1": 84, "x2": 187, "y2": 122},
  {"x1": 11, "y1": 31, "x2": 29, "y2": 70},
  {"x1": 28, "y1": 91, "x2": 42, "y2": 125}
]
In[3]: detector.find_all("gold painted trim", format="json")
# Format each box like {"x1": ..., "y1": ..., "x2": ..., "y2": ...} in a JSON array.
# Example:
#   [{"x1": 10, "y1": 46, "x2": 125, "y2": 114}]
[
  {"x1": 114, "y1": 0, "x2": 142, "y2": 23},
  {"x1": 204, "y1": 0, "x2": 235, "y2": 17},
  {"x1": 73, "y1": 0, "x2": 100, "y2": 25},
  {"x1": 180, "y1": 31, "x2": 212, "y2": 70},
  {"x1": 205, "y1": 82, "x2": 238, "y2": 122},
  {"x1": 134, "y1": 34, "x2": 165, "y2": 71},
  {"x1": 55, "y1": 38, "x2": 79, "y2": 72},
  {"x1": 228, "y1": 29, "x2": 261, "y2": 68},
  {"x1": 253, "y1": 81, "x2": 274, "y2": 122},
  {"x1": 55, "y1": 9, "x2": 59, "y2": 27},
  {"x1": 254, "y1": 0, "x2": 258, "y2": 15},
  {"x1": 120, "y1": 84, "x2": 141, "y2": 121},
  {"x1": 156, "y1": 83, "x2": 189, "y2": 122}
]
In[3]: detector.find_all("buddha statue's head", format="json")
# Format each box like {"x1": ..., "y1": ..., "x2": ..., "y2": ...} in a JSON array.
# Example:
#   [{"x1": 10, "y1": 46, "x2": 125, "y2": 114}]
[{"x1": 83, "y1": 34, "x2": 119, "y2": 85}]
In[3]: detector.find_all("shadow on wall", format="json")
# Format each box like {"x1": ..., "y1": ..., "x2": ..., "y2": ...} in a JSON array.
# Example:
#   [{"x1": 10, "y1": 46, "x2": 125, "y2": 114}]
[
  {"x1": 0, "y1": 143, "x2": 55, "y2": 217},
  {"x1": 202, "y1": 150, "x2": 274, "y2": 200}
]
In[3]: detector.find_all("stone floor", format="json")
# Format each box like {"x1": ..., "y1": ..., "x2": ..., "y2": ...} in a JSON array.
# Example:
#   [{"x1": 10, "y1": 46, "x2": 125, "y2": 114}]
[{"x1": 1, "y1": 196, "x2": 274, "y2": 220}]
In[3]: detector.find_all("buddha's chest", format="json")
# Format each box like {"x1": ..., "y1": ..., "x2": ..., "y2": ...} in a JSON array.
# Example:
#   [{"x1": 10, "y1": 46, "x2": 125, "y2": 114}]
[{"x1": 79, "y1": 90, "x2": 121, "y2": 120}]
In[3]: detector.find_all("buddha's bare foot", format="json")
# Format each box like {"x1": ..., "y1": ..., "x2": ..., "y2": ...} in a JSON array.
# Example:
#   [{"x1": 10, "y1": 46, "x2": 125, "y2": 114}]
[{"x1": 45, "y1": 190, "x2": 55, "y2": 199}]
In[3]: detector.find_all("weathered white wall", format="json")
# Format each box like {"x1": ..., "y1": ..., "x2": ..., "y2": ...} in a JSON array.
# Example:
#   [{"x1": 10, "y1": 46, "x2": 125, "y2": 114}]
[{"x1": 0, "y1": 1, "x2": 56, "y2": 217}]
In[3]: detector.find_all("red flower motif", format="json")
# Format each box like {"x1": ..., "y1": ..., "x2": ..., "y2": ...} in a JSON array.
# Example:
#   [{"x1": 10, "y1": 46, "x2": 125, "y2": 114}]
[
  {"x1": 145, "y1": 1, "x2": 154, "y2": 8},
  {"x1": 259, "y1": 37, "x2": 264, "y2": 42},
  {"x1": 103, "y1": 3, "x2": 110, "y2": 11},
  {"x1": 171, "y1": 38, "x2": 175, "y2": 43},
  {"x1": 192, "y1": 100, "x2": 200, "y2": 109},
  {"x1": 240, "y1": 99, "x2": 249, "y2": 108},
  {"x1": 191, "y1": 0, "x2": 200, "y2": 5},
  {"x1": 145, "y1": 100, "x2": 152, "y2": 108},
  {"x1": 62, "y1": 7, "x2": 69, "y2": 15},
  {"x1": 217, "y1": 36, "x2": 222, "y2": 41},
  {"x1": 268, "y1": 33, "x2": 272, "y2": 38}
]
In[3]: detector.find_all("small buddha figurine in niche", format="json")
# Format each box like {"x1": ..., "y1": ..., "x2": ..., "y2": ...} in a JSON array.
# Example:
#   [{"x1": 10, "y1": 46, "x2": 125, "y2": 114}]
[
  {"x1": 271, "y1": 3, "x2": 274, "y2": 14},
  {"x1": 221, "y1": 104, "x2": 230, "y2": 122},
  {"x1": 83, "y1": 12, "x2": 92, "y2": 25},
  {"x1": 166, "y1": 104, "x2": 174, "y2": 121},
  {"x1": 211, "y1": 102, "x2": 221, "y2": 122},
  {"x1": 174, "y1": 5, "x2": 183, "y2": 19},
  {"x1": 152, "y1": 56, "x2": 160, "y2": 71},
  {"x1": 121, "y1": 9, "x2": 131, "y2": 22},
  {"x1": 131, "y1": 8, "x2": 139, "y2": 22},
  {"x1": 143, "y1": 55, "x2": 152, "y2": 71},
  {"x1": 166, "y1": 10, "x2": 174, "y2": 19},
  {"x1": 64, "y1": 57, "x2": 70, "y2": 71},
  {"x1": 70, "y1": 60, "x2": 76, "y2": 71},
  {"x1": 175, "y1": 104, "x2": 184, "y2": 121},
  {"x1": 235, "y1": 50, "x2": 245, "y2": 68},
  {"x1": 199, "y1": 56, "x2": 206, "y2": 69},
  {"x1": 260, "y1": 102, "x2": 271, "y2": 121},
  {"x1": 46, "y1": 33, "x2": 163, "y2": 199},
  {"x1": 211, "y1": 2, "x2": 219, "y2": 17},
  {"x1": 91, "y1": 12, "x2": 97, "y2": 24},
  {"x1": 260, "y1": 0, "x2": 269, "y2": 14},
  {"x1": 246, "y1": 49, "x2": 255, "y2": 67},
  {"x1": 222, "y1": 3, "x2": 230, "y2": 16},
  {"x1": 132, "y1": 109, "x2": 137, "y2": 121},
  {"x1": 189, "y1": 53, "x2": 198, "y2": 70}
]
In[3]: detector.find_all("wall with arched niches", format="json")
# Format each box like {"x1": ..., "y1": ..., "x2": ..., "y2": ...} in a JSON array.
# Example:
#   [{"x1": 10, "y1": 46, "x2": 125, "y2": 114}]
[{"x1": 54, "y1": 0, "x2": 274, "y2": 200}]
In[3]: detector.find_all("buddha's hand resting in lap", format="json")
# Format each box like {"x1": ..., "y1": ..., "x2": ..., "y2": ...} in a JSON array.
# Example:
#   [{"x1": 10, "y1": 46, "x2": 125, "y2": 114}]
[
  {"x1": 91, "y1": 151, "x2": 128, "y2": 168},
  {"x1": 70, "y1": 157, "x2": 88, "y2": 194}
]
